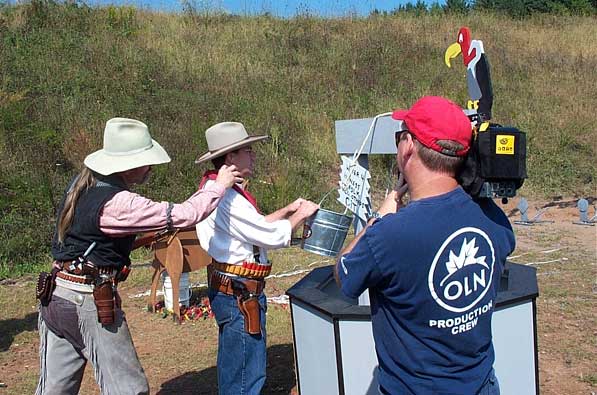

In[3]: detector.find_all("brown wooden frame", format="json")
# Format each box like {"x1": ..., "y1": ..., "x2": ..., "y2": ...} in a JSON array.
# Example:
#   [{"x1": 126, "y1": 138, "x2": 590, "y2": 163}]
[{"x1": 146, "y1": 228, "x2": 211, "y2": 322}]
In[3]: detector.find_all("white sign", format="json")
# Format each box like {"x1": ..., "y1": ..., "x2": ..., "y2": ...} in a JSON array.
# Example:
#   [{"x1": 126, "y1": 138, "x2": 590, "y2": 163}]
[{"x1": 338, "y1": 156, "x2": 371, "y2": 221}]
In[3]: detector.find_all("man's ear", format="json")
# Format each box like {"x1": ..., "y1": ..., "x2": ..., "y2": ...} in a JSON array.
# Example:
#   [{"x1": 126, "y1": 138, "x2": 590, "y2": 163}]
[{"x1": 402, "y1": 134, "x2": 416, "y2": 161}]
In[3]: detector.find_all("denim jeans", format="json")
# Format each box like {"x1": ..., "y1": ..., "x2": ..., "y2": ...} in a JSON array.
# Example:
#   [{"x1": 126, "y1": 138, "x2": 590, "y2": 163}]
[
  {"x1": 477, "y1": 369, "x2": 500, "y2": 395},
  {"x1": 209, "y1": 289, "x2": 267, "y2": 395},
  {"x1": 378, "y1": 368, "x2": 500, "y2": 395}
]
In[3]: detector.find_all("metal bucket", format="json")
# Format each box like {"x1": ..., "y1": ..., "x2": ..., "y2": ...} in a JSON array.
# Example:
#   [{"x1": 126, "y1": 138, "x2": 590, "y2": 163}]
[{"x1": 300, "y1": 208, "x2": 352, "y2": 257}]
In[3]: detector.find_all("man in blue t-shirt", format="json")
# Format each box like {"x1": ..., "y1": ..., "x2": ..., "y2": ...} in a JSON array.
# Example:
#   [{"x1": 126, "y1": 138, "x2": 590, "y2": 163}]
[{"x1": 335, "y1": 96, "x2": 515, "y2": 395}]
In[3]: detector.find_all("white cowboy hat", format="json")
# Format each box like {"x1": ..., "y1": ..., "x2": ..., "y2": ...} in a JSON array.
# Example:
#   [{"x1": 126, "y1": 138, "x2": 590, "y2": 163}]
[
  {"x1": 84, "y1": 118, "x2": 171, "y2": 175},
  {"x1": 195, "y1": 122, "x2": 268, "y2": 164}
]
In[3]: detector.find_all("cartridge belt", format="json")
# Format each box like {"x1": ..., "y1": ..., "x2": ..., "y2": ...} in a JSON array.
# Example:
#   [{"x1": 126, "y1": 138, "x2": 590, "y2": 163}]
[
  {"x1": 208, "y1": 266, "x2": 265, "y2": 296},
  {"x1": 211, "y1": 260, "x2": 271, "y2": 279},
  {"x1": 55, "y1": 260, "x2": 119, "y2": 277},
  {"x1": 56, "y1": 271, "x2": 94, "y2": 285}
]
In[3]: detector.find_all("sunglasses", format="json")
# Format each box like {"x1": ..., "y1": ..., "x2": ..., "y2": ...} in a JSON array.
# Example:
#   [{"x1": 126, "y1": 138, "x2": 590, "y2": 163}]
[{"x1": 395, "y1": 130, "x2": 414, "y2": 147}]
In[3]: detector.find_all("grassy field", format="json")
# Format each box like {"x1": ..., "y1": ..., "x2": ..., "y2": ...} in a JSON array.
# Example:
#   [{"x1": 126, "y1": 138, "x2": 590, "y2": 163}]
[
  {"x1": 0, "y1": 200, "x2": 595, "y2": 393},
  {"x1": 0, "y1": 4, "x2": 595, "y2": 394},
  {"x1": 1, "y1": 3, "x2": 596, "y2": 277}
]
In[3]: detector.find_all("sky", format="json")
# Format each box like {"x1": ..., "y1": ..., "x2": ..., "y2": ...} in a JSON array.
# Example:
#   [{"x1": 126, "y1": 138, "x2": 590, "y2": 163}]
[{"x1": 85, "y1": 0, "x2": 446, "y2": 16}]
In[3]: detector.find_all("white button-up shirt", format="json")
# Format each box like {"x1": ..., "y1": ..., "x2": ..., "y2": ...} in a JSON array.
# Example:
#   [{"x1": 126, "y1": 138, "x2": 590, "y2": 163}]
[{"x1": 197, "y1": 180, "x2": 292, "y2": 265}]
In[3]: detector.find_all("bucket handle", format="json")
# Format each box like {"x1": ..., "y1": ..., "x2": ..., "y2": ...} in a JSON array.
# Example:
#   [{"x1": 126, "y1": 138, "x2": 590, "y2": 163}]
[{"x1": 317, "y1": 188, "x2": 350, "y2": 215}]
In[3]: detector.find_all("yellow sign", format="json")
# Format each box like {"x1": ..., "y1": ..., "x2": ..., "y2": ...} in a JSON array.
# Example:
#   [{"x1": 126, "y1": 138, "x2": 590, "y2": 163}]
[{"x1": 496, "y1": 135, "x2": 515, "y2": 155}]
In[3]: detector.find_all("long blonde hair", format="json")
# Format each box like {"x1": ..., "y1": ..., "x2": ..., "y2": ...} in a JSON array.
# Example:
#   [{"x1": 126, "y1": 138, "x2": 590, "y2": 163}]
[{"x1": 57, "y1": 167, "x2": 97, "y2": 243}]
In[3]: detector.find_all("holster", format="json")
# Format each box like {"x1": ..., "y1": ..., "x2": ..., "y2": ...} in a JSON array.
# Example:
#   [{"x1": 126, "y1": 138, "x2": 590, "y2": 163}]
[
  {"x1": 237, "y1": 295, "x2": 261, "y2": 335},
  {"x1": 115, "y1": 265, "x2": 131, "y2": 284},
  {"x1": 36, "y1": 268, "x2": 59, "y2": 306},
  {"x1": 93, "y1": 280, "x2": 115, "y2": 325}
]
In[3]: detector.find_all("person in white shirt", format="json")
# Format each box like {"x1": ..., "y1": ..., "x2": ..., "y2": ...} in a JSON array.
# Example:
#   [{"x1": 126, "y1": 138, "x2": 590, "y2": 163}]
[{"x1": 195, "y1": 121, "x2": 319, "y2": 395}]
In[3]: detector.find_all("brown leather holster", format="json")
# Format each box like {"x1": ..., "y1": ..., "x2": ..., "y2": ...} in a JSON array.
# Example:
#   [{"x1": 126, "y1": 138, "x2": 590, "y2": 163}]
[
  {"x1": 208, "y1": 266, "x2": 263, "y2": 335},
  {"x1": 237, "y1": 295, "x2": 261, "y2": 335},
  {"x1": 36, "y1": 268, "x2": 59, "y2": 306},
  {"x1": 93, "y1": 278, "x2": 115, "y2": 325}
]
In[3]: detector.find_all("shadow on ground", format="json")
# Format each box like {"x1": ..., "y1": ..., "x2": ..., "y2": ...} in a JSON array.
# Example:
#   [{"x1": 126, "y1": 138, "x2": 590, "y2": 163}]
[
  {"x1": 157, "y1": 343, "x2": 295, "y2": 395},
  {"x1": 0, "y1": 312, "x2": 38, "y2": 351}
]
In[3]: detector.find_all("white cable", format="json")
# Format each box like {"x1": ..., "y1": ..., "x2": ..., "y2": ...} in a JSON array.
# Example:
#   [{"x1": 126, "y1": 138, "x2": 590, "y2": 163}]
[
  {"x1": 129, "y1": 262, "x2": 330, "y2": 299},
  {"x1": 508, "y1": 247, "x2": 564, "y2": 260},
  {"x1": 524, "y1": 257, "x2": 568, "y2": 266},
  {"x1": 352, "y1": 112, "x2": 393, "y2": 163},
  {"x1": 338, "y1": 112, "x2": 393, "y2": 220},
  {"x1": 267, "y1": 294, "x2": 290, "y2": 305}
]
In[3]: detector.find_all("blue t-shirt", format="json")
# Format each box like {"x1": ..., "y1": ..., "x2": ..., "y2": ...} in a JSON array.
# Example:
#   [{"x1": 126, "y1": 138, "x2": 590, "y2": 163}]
[{"x1": 337, "y1": 187, "x2": 515, "y2": 395}]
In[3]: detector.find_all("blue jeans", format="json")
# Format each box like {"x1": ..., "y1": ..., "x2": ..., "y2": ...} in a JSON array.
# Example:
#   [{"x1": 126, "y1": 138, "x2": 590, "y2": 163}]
[
  {"x1": 477, "y1": 369, "x2": 500, "y2": 395},
  {"x1": 378, "y1": 368, "x2": 500, "y2": 395},
  {"x1": 208, "y1": 289, "x2": 267, "y2": 395}
]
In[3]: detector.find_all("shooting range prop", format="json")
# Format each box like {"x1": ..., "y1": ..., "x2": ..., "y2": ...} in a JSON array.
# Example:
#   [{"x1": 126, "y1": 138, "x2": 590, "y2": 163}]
[
  {"x1": 297, "y1": 114, "x2": 382, "y2": 258},
  {"x1": 573, "y1": 198, "x2": 596, "y2": 226},
  {"x1": 334, "y1": 113, "x2": 399, "y2": 305},
  {"x1": 287, "y1": 263, "x2": 539, "y2": 395},
  {"x1": 299, "y1": 206, "x2": 353, "y2": 257},
  {"x1": 338, "y1": 155, "x2": 372, "y2": 222},
  {"x1": 335, "y1": 113, "x2": 398, "y2": 235},
  {"x1": 445, "y1": 27, "x2": 493, "y2": 122},
  {"x1": 514, "y1": 198, "x2": 554, "y2": 226},
  {"x1": 162, "y1": 272, "x2": 191, "y2": 311},
  {"x1": 147, "y1": 227, "x2": 211, "y2": 322}
]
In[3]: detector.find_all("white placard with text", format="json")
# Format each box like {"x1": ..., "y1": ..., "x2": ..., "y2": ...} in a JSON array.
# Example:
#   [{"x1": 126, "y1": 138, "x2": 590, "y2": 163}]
[{"x1": 337, "y1": 156, "x2": 371, "y2": 221}]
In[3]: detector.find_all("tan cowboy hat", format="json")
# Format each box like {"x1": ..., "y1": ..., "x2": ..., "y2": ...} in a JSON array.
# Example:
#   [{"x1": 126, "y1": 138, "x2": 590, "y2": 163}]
[
  {"x1": 84, "y1": 118, "x2": 171, "y2": 175},
  {"x1": 195, "y1": 122, "x2": 268, "y2": 164}
]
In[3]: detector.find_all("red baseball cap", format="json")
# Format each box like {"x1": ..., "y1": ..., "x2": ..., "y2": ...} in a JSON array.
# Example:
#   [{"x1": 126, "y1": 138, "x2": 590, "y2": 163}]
[{"x1": 391, "y1": 96, "x2": 472, "y2": 157}]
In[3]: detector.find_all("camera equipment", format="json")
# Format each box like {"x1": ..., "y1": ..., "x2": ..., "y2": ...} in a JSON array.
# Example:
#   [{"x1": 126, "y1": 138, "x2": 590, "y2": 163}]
[{"x1": 458, "y1": 118, "x2": 527, "y2": 200}]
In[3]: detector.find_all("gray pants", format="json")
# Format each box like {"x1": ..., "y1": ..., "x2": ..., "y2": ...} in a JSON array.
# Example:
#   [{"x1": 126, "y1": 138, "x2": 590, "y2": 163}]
[{"x1": 36, "y1": 284, "x2": 149, "y2": 395}]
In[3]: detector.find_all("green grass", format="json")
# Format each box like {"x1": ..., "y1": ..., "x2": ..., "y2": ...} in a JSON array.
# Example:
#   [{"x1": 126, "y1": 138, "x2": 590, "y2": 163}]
[
  {"x1": 580, "y1": 373, "x2": 597, "y2": 386},
  {"x1": 1, "y1": 3, "x2": 596, "y2": 276}
]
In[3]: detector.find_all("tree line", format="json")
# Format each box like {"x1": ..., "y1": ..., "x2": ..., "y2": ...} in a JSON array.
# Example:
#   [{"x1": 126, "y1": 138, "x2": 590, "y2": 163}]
[{"x1": 372, "y1": 0, "x2": 596, "y2": 17}]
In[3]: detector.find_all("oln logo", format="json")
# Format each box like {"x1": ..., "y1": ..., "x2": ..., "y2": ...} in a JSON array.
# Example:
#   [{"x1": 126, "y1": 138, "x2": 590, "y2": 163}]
[{"x1": 428, "y1": 227, "x2": 495, "y2": 313}]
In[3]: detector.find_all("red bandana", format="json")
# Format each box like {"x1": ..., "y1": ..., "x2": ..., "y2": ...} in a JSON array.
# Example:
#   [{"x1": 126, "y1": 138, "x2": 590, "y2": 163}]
[{"x1": 199, "y1": 170, "x2": 260, "y2": 213}]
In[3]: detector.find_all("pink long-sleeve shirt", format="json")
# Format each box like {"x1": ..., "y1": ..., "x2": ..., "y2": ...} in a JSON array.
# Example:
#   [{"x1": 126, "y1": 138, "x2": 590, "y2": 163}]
[{"x1": 98, "y1": 182, "x2": 226, "y2": 236}]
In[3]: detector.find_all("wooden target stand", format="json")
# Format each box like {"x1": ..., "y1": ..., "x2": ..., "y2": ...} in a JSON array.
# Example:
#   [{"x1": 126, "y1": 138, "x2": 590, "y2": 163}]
[{"x1": 135, "y1": 228, "x2": 211, "y2": 322}]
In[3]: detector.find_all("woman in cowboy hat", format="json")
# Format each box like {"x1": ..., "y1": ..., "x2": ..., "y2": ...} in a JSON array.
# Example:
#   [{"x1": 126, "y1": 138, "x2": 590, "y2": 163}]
[
  {"x1": 195, "y1": 121, "x2": 319, "y2": 395},
  {"x1": 36, "y1": 118, "x2": 242, "y2": 395}
]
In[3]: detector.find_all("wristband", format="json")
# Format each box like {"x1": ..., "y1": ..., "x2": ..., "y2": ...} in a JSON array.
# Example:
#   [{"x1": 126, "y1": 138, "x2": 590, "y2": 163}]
[
  {"x1": 166, "y1": 202, "x2": 174, "y2": 231},
  {"x1": 368, "y1": 211, "x2": 382, "y2": 221}
]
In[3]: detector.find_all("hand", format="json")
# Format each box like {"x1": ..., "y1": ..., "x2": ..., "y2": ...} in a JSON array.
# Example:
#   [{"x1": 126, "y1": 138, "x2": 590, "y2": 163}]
[
  {"x1": 215, "y1": 165, "x2": 243, "y2": 189},
  {"x1": 288, "y1": 200, "x2": 319, "y2": 230},
  {"x1": 395, "y1": 173, "x2": 409, "y2": 207},
  {"x1": 378, "y1": 174, "x2": 408, "y2": 216},
  {"x1": 287, "y1": 198, "x2": 307, "y2": 213},
  {"x1": 296, "y1": 200, "x2": 319, "y2": 218}
]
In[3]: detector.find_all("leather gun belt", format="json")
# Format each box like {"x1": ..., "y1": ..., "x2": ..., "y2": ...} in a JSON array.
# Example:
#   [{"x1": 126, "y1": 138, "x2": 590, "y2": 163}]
[
  {"x1": 208, "y1": 266, "x2": 265, "y2": 296},
  {"x1": 56, "y1": 271, "x2": 94, "y2": 285},
  {"x1": 211, "y1": 260, "x2": 271, "y2": 279}
]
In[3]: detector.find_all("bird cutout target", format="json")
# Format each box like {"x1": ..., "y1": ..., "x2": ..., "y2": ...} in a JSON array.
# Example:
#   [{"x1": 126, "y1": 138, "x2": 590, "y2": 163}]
[{"x1": 445, "y1": 27, "x2": 494, "y2": 126}]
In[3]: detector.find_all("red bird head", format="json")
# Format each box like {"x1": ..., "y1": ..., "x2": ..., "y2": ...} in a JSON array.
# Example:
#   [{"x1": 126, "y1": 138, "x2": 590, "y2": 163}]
[{"x1": 445, "y1": 27, "x2": 477, "y2": 67}]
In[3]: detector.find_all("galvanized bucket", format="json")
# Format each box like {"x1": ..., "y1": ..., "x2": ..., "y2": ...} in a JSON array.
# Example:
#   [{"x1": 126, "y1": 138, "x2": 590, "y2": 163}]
[{"x1": 300, "y1": 208, "x2": 352, "y2": 257}]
